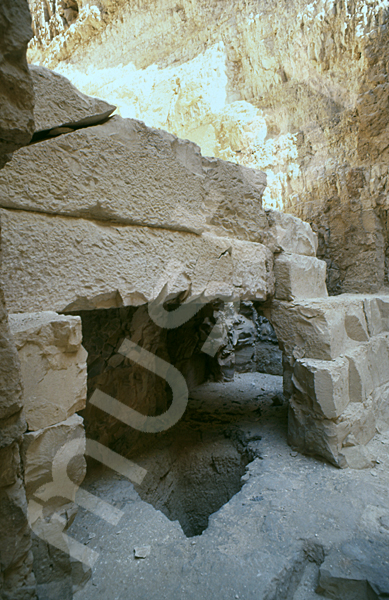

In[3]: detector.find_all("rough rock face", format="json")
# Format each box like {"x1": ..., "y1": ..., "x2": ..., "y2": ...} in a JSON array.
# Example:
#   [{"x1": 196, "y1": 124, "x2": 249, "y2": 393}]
[
  {"x1": 27, "y1": 0, "x2": 389, "y2": 295},
  {"x1": 269, "y1": 293, "x2": 389, "y2": 466},
  {"x1": 9, "y1": 312, "x2": 87, "y2": 432},
  {"x1": 0, "y1": 1, "x2": 37, "y2": 598},
  {"x1": 0, "y1": 0, "x2": 35, "y2": 169},
  {"x1": 29, "y1": 65, "x2": 115, "y2": 132}
]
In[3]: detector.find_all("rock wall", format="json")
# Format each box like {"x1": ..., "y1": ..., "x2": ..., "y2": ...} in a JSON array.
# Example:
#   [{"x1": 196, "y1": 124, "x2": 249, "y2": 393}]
[
  {"x1": 0, "y1": 1, "x2": 37, "y2": 598},
  {"x1": 10, "y1": 312, "x2": 88, "y2": 600},
  {"x1": 26, "y1": 0, "x2": 389, "y2": 295}
]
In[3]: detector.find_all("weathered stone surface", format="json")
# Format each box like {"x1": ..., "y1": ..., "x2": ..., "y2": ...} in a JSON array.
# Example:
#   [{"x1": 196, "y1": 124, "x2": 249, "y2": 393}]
[
  {"x1": 270, "y1": 296, "x2": 370, "y2": 361},
  {"x1": 0, "y1": 0, "x2": 35, "y2": 168},
  {"x1": 29, "y1": 64, "x2": 115, "y2": 132},
  {"x1": 9, "y1": 312, "x2": 87, "y2": 431},
  {"x1": 339, "y1": 445, "x2": 377, "y2": 470},
  {"x1": 26, "y1": 0, "x2": 389, "y2": 295},
  {"x1": 288, "y1": 402, "x2": 349, "y2": 466},
  {"x1": 346, "y1": 334, "x2": 389, "y2": 404},
  {"x1": 0, "y1": 208, "x2": 274, "y2": 314},
  {"x1": 273, "y1": 253, "x2": 327, "y2": 301},
  {"x1": 0, "y1": 441, "x2": 21, "y2": 487},
  {"x1": 289, "y1": 373, "x2": 378, "y2": 465},
  {"x1": 318, "y1": 539, "x2": 389, "y2": 599},
  {"x1": 0, "y1": 288, "x2": 24, "y2": 426},
  {"x1": 0, "y1": 480, "x2": 36, "y2": 599},
  {"x1": 22, "y1": 414, "x2": 86, "y2": 499},
  {"x1": 264, "y1": 210, "x2": 318, "y2": 257},
  {"x1": 363, "y1": 295, "x2": 389, "y2": 337},
  {"x1": 293, "y1": 356, "x2": 350, "y2": 420},
  {"x1": 0, "y1": 114, "x2": 268, "y2": 240}
]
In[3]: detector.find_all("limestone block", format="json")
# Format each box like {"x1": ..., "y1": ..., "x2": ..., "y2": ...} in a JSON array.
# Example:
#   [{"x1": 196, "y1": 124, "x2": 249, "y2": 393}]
[
  {"x1": 346, "y1": 334, "x2": 389, "y2": 403},
  {"x1": 270, "y1": 296, "x2": 369, "y2": 361},
  {"x1": 339, "y1": 445, "x2": 377, "y2": 469},
  {"x1": 273, "y1": 253, "x2": 327, "y2": 301},
  {"x1": 0, "y1": 209, "x2": 274, "y2": 314},
  {"x1": 293, "y1": 356, "x2": 350, "y2": 419},
  {"x1": 373, "y1": 382, "x2": 389, "y2": 432},
  {"x1": 201, "y1": 156, "x2": 268, "y2": 241},
  {"x1": 339, "y1": 400, "x2": 377, "y2": 448},
  {"x1": 30, "y1": 65, "x2": 116, "y2": 132},
  {"x1": 289, "y1": 391, "x2": 377, "y2": 466},
  {"x1": 288, "y1": 401, "x2": 348, "y2": 467},
  {"x1": 0, "y1": 115, "x2": 268, "y2": 240},
  {"x1": 363, "y1": 294, "x2": 389, "y2": 336},
  {"x1": 22, "y1": 414, "x2": 86, "y2": 500},
  {"x1": 264, "y1": 210, "x2": 318, "y2": 256},
  {"x1": 9, "y1": 312, "x2": 87, "y2": 431}
]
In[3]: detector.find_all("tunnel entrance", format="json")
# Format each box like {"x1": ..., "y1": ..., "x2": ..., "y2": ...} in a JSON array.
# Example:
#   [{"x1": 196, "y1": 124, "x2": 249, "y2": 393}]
[{"x1": 70, "y1": 299, "x2": 284, "y2": 538}]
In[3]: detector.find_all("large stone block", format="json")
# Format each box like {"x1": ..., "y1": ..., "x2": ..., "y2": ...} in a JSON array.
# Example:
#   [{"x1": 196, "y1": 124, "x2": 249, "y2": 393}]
[
  {"x1": 9, "y1": 312, "x2": 87, "y2": 431},
  {"x1": 288, "y1": 401, "x2": 348, "y2": 467},
  {"x1": 346, "y1": 334, "x2": 389, "y2": 404},
  {"x1": 273, "y1": 253, "x2": 327, "y2": 301},
  {"x1": 293, "y1": 356, "x2": 350, "y2": 419},
  {"x1": 264, "y1": 210, "x2": 318, "y2": 256},
  {"x1": 0, "y1": 209, "x2": 275, "y2": 314},
  {"x1": 270, "y1": 296, "x2": 369, "y2": 361},
  {"x1": 363, "y1": 295, "x2": 389, "y2": 337},
  {"x1": 338, "y1": 399, "x2": 377, "y2": 449},
  {"x1": 30, "y1": 65, "x2": 115, "y2": 132},
  {"x1": 289, "y1": 391, "x2": 377, "y2": 466},
  {"x1": 22, "y1": 414, "x2": 86, "y2": 500},
  {"x1": 0, "y1": 115, "x2": 268, "y2": 240}
]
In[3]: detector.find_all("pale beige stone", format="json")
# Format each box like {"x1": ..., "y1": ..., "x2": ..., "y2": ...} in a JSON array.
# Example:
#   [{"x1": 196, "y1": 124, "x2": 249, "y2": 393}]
[
  {"x1": 273, "y1": 253, "x2": 327, "y2": 301},
  {"x1": 363, "y1": 295, "x2": 389, "y2": 337},
  {"x1": 339, "y1": 445, "x2": 377, "y2": 470},
  {"x1": 0, "y1": 115, "x2": 268, "y2": 240},
  {"x1": 265, "y1": 210, "x2": 318, "y2": 257},
  {"x1": 289, "y1": 392, "x2": 377, "y2": 467},
  {"x1": 373, "y1": 382, "x2": 389, "y2": 432},
  {"x1": 0, "y1": 209, "x2": 274, "y2": 314},
  {"x1": 346, "y1": 334, "x2": 389, "y2": 404},
  {"x1": 29, "y1": 65, "x2": 115, "y2": 132},
  {"x1": 270, "y1": 295, "x2": 369, "y2": 361},
  {"x1": 9, "y1": 312, "x2": 87, "y2": 431},
  {"x1": 22, "y1": 414, "x2": 86, "y2": 499},
  {"x1": 293, "y1": 356, "x2": 350, "y2": 419},
  {"x1": 339, "y1": 400, "x2": 377, "y2": 448},
  {"x1": 288, "y1": 401, "x2": 349, "y2": 467}
]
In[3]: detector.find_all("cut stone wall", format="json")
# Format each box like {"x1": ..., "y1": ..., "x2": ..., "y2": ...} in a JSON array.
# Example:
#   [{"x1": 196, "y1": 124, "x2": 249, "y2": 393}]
[
  {"x1": 9, "y1": 312, "x2": 88, "y2": 600},
  {"x1": 0, "y1": 1, "x2": 37, "y2": 598},
  {"x1": 4, "y1": 63, "x2": 386, "y2": 486},
  {"x1": 268, "y1": 293, "x2": 389, "y2": 467}
]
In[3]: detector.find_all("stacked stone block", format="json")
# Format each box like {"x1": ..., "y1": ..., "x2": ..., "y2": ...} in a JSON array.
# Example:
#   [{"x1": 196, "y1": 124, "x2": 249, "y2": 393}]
[
  {"x1": 270, "y1": 294, "x2": 389, "y2": 467},
  {"x1": 9, "y1": 312, "x2": 87, "y2": 599}
]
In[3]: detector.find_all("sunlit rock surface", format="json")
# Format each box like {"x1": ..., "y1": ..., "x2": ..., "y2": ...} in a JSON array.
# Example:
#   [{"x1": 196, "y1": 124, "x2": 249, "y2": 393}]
[{"x1": 27, "y1": 0, "x2": 389, "y2": 294}]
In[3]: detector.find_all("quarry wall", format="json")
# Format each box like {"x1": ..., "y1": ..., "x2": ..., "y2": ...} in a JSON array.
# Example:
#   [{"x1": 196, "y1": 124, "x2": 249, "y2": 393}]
[{"x1": 27, "y1": 0, "x2": 389, "y2": 295}]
